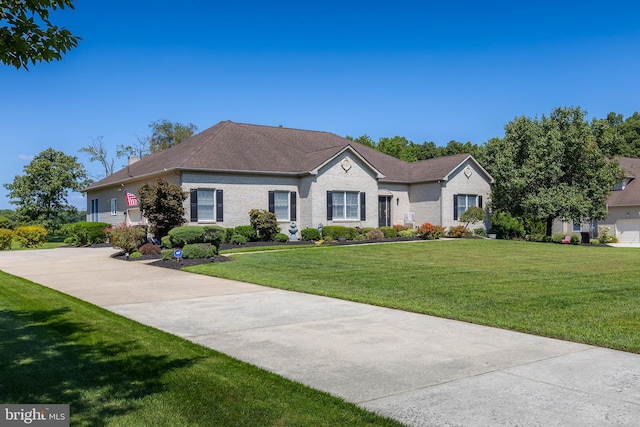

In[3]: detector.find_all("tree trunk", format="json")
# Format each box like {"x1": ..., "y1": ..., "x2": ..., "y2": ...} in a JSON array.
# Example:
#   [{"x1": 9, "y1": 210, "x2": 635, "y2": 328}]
[{"x1": 546, "y1": 217, "x2": 553, "y2": 237}]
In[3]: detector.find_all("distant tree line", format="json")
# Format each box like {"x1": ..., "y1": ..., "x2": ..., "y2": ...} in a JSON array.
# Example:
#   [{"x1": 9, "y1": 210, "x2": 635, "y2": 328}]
[{"x1": 348, "y1": 111, "x2": 640, "y2": 165}]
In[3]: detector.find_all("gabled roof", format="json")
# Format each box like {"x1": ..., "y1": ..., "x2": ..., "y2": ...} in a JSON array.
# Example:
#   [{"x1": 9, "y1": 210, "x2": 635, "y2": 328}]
[
  {"x1": 608, "y1": 157, "x2": 640, "y2": 207},
  {"x1": 86, "y1": 121, "x2": 491, "y2": 190}
]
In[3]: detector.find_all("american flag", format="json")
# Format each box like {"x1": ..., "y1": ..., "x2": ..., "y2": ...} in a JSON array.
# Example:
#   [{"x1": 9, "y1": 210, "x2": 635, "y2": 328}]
[{"x1": 125, "y1": 189, "x2": 138, "y2": 207}]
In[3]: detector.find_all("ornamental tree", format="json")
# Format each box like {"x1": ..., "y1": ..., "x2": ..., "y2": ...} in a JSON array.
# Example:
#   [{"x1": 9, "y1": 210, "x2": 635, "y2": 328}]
[{"x1": 138, "y1": 178, "x2": 187, "y2": 238}]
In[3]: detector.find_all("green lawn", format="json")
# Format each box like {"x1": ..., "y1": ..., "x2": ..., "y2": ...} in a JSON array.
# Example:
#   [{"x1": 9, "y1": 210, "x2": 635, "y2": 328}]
[
  {"x1": 188, "y1": 239, "x2": 640, "y2": 353},
  {"x1": 0, "y1": 272, "x2": 402, "y2": 427}
]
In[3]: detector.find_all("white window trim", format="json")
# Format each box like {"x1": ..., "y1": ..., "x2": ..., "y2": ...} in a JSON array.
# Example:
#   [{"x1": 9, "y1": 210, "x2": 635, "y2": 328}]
[
  {"x1": 110, "y1": 198, "x2": 117, "y2": 216},
  {"x1": 274, "y1": 191, "x2": 290, "y2": 222},
  {"x1": 333, "y1": 191, "x2": 360, "y2": 221},
  {"x1": 197, "y1": 188, "x2": 217, "y2": 223}
]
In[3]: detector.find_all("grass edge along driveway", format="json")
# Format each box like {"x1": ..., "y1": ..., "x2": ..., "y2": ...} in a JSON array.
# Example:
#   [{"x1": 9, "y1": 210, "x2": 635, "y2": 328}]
[
  {"x1": 188, "y1": 239, "x2": 640, "y2": 354},
  {"x1": 0, "y1": 272, "x2": 402, "y2": 427}
]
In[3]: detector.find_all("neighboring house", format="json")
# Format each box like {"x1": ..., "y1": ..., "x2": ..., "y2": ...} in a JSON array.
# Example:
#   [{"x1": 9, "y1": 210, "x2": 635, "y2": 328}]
[
  {"x1": 83, "y1": 121, "x2": 493, "y2": 234},
  {"x1": 555, "y1": 157, "x2": 640, "y2": 243}
]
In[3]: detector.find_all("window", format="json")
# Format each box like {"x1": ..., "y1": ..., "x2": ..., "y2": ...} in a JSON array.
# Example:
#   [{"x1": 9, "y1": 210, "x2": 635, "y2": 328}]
[
  {"x1": 327, "y1": 191, "x2": 366, "y2": 221},
  {"x1": 90, "y1": 198, "x2": 99, "y2": 222},
  {"x1": 268, "y1": 191, "x2": 296, "y2": 221},
  {"x1": 110, "y1": 198, "x2": 117, "y2": 215},
  {"x1": 454, "y1": 194, "x2": 482, "y2": 220},
  {"x1": 190, "y1": 189, "x2": 223, "y2": 222},
  {"x1": 572, "y1": 221, "x2": 581, "y2": 232}
]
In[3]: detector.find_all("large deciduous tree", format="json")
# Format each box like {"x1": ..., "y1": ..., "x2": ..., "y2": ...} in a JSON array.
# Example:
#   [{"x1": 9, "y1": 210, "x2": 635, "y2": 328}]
[
  {"x1": 78, "y1": 136, "x2": 114, "y2": 178},
  {"x1": 4, "y1": 148, "x2": 91, "y2": 230},
  {"x1": 485, "y1": 106, "x2": 623, "y2": 236},
  {"x1": 0, "y1": 0, "x2": 80, "y2": 69},
  {"x1": 148, "y1": 119, "x2": 197, "y2": 153},
  {"x1": 138, "y1": 178, "x2": 187, "y2": 238}
]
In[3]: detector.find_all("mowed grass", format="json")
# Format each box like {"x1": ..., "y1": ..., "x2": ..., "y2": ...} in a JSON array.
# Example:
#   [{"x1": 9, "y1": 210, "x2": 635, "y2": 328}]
[
  {"x1": 0, "y1": 272, "x2": 402, "y2": 427},
  {"x1": 188, "y1": 239, "x2": 640, "y2": 353}
]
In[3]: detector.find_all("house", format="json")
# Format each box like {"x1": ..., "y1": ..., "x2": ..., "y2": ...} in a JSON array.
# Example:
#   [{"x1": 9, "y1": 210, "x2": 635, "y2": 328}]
[
  {"x1": 556, "y1": 157, "x2": 640, "y2": 243},
  {"x1": 83, "y1": 121, "x2": 493, "y2": 234}
]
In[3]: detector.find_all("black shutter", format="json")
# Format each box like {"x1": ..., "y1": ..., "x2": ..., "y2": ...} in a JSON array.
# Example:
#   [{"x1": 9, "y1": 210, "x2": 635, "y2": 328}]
[
  {"x1": 290, "y1": 192, "x2": 297, "y2": 221},
  {"x1": 190, "y1": 189, "x2": 198, "y2": 222},
  {"x1": 478, "y1": 195, "x2": 483, "y2": 209},
  {"x1": 216, "y1": 189, "x2": 224, "y2": 222},
  {"x1": 268, "y1": 191, "x2": 275, "y2": 213},
  {"x1": 326, "y1": 191, "x2": 333, "y2": 220},
  {"x1": 360, "y1": 192, "x2": 366, "y2": 221},
  {"x1": 453, "y1": 194, "x2": 459, "y2": 220}
]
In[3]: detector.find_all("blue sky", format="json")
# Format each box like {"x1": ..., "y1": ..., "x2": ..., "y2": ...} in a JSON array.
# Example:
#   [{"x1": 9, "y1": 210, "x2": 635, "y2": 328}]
[{"x1": 1, "y1": 1, "x2": 639, "y2": 210}]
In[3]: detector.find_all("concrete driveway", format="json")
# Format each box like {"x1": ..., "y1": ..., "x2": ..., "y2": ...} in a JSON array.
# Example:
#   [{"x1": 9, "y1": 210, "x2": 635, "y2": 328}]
[{"x1": 2, "y1": 246, "x2": 640, "y2": 426}]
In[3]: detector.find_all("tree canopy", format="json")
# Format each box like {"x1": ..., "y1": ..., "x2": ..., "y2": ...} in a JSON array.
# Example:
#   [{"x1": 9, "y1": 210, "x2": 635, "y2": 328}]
[
  {"x1": 138, "y1": 178, "x2": 187, "y2": 237},
  {"x1": 3, "y1": 148, "x2": 91, "y2": 230},
  {"x1": 0, "y1": 0, "x2": 80, "y2": 69},
  {"x1": 484, "y1": 106, "x2": 623, "y2": 236}
]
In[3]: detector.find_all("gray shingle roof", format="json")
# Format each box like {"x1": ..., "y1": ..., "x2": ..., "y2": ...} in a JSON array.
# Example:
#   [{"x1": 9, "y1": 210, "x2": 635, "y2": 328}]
[
  {"x1": 608, "y1": 157, "x2": 640, "y2": 207},
  {"x1": 86, "y1": 121, "x2": 486, "y2": 190}
]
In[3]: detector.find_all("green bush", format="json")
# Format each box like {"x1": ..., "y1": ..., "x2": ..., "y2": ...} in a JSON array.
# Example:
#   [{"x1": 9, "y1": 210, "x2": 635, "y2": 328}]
[
  {"x1": 490, "y1": 212, "x2": 525, "y2": 240},
  {"x1": 203, "y1": 225, "x2": 225, "y2": 252},
  {"x1": 598, "y1": 227, "x2": 618, "y2": 244},
  {"x1": 249, "y1": 209, "x2": 279, "y2": 241},
  {"x1": 14, "y1": 225, "x2": 47, "y2": 248},
  {"x1": 161, "y1": 235, "x2": 172, "y2": 248},
  {"x1": 224, "y1": 227, "x2": 235, "y2": 243},
  {"x1": 274, "y1": 233, "x2": 289, "y2": 242},
  {"x1": 139, "y1": 243, "x2": 161, "y2": 255},
  {"x1": 542, "y1": 235, "x2": 553, "y2": 243},
  {"x1": 552, "y1": 233, "x2": 567, "y2": 243},
  {"x1": 161, "y1": 249, "x2": 174, "y2": 260},
  {"x1": 379, "y1": 226, "x2": 397, "y2": 238},
  {"x1": 182, "y1": 243, "x2": 217, "y2": 259},
  {"x1": 321, "y1": 226, "x2": 357, "y2": 241},
  {"x1": 590, "y1": 238, "x2": 600, "y2": 245},
  {"x1": 107, "y1": 225, "x2": 146, "y2": 253},
  {"x1": 230, "y1": 234, "x2": 248, "y2": 245},
  {"x1": 233, "y1": 225, "x2": 258, "y2": 242},
  {"x1": 130, "y1": 251, "x2": 143, "y2": 259},
  {"x1": 570, "y1": 234, "x2": 581, "y2": 245},
  {"x1": 61, "y1": 221, "x2": 109, "y2": 246},
  {"x1": 0, "y1": 216, "x2": 15, "y2": 230},
  {"x1": 398, "y1": 228, "x2": 418, "y2": 238},
  {"x1": 366, "y1": 229, "x2": 384, "y2": 240},
  {"x1": 0, "y1": 228, "x2": 13, "y2": 250},
  {"x1": 300, "y1": 227, "x2": 321, "y2": 241},
  {"x1": 474, "y1": 227, "x2": 487, "y2": 237},
  {"x1": 168, "y1": 226, "x2": 206, "y2": 247}
]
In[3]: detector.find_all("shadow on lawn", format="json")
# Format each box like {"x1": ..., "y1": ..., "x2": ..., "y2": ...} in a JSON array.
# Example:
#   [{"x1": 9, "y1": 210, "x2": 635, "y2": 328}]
[{"x1": 0, "y1": 307, "x2": 199, "y2": 426}]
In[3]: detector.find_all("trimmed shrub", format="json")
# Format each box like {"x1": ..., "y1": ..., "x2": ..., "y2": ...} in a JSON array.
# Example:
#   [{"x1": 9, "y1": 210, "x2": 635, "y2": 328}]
[
  {"x1": 570, "y1": 234, "x2": 581, "y2": 245},
  {"x1": 274, "y1": 233, "x2": 289, "y2": 242},
  {"x1": 447, "y1": 225, "x2": 472, "y2": 238},
  {"x1": 0, "y1": 228, "x2": 13, "y2": 250},
  {"x1": 321, "y1": 226, "x2": 357, "y2": 241},
  {"x1": 182, "y1": 243, "x2": 217, "y2": 259},
  {"x1": 14, "y1": 225, "x2": 47, "y2": 248},
  {"x1": 417, "y1": 222, "x2": 444, "y2": 240},
  {"x1": 249, "y1": 209, "x2": 279, "y2": 241},
  {"x1": 590, "y1": 238, "x2": 600, "y2": 245},
  {"x1": 161, "y1": 249, "x2": 174, "y2": 260},
  {"x1": 474, "y1": 227, "x2": 487, "y2": 237},
  {"x1": 366, "y1": 228, "x2": 384, "y2": 240},
  {"x1": 130, "y1": 251, "x2": 143, "y2": 259},
  {"x1": 301, "y1": 227, "x2": 321, "y2": 241},
  {"x1": 490, "y1": 212, "x2": 525, "y2": 240},
  {"x1": 379, "y1": 226, "x2": 397, "y2": 238},
  {"x1": 161, "y1": 235, "x2": 172, "y2": 249},
  {"x1": 230, "y1": 234, "x2": 248, "y2": 245},
  {"x1": 107, "y1": 225, "x2": 146, "y2": 253},
  {"x1": 61, "y1": 221, "x2": 110, "y2": 246},
  {"x1": 552, "y1": 233, "x2": 566, "y2": 243},
  {"x1": 233, "y1": 225, "x2": 258, "y2": 242},
  {"x1": 542, "y1": 235, "x2": 553, "y2": 243},
  {"x1": 168, "y1": 226, "x2": 205, "y2": 247},
  {"x1": 203, "y1": 225, "x2": 225, "y2": 252},
  {"x1": 399, "y1": 228, "x2": 418, "y2": 238},
  {"x1": 598, "y1": 227, "x2": 618, "y2": 244},
  {"x1": 393, "y1": 224, "x2": 412, "y2": 232},
  {"x1": 139, "y1": 243, "x2": 161, "y2": 255}
]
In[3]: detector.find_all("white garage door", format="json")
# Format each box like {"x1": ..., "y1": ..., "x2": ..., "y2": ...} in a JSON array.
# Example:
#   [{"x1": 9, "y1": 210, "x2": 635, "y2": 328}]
[{"x1": 616, "y1": 219, "x2": 640, "y2": 244}]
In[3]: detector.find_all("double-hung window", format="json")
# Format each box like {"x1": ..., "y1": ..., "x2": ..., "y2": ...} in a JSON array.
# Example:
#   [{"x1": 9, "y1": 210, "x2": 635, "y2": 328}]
[
  {"x1": 327, "y1": 191, "x2": 366, "y2": 221},
  {"x1": 268, "y1": 191, "x2": 297, "y2": 221},
  {"x1": 90, "y1": 198, "x2": 99, "y2": 222},
  {"x1": 190, "y1": 188, "x2": 224, "y2": 222},
  {"x1": 110, "y1": 198, "x2": 117, "y2": 216},
  {"x1": 453, "y1": 194, "x2": 482, "y2": 220}
]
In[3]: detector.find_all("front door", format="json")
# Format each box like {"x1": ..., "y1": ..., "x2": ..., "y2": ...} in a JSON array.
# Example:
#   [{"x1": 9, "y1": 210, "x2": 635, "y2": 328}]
[{"x1": 378, "y1": 196, "x2": 391, "y2": 227}]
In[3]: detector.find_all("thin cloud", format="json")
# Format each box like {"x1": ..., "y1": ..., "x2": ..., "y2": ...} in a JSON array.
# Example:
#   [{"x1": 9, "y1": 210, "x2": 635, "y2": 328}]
[{"x1": 18, "y1": 154, "x2": 34, "y2": 161}]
